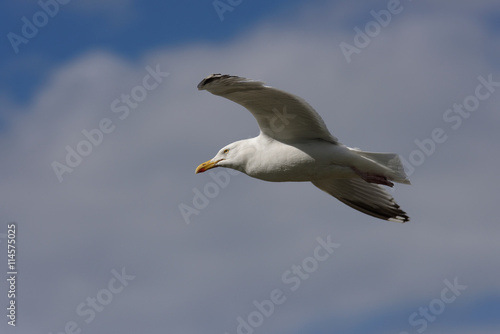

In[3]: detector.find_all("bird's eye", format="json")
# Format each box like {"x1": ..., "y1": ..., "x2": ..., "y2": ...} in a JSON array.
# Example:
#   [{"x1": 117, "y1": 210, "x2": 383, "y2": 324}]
[{"x1": 223, "y1": 149, "x2": 229, "y2": 154}]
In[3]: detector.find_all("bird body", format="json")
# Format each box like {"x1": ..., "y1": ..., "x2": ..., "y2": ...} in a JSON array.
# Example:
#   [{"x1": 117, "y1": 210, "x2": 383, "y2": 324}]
[
  {"x1": 243, "y1": 137, "x2": 354, "y2": 182},
  {"x1": 223, "y1": 136, "x2": 383, "y2": 182},
  {"x1": 195, "y1": 74, "x2": 411, "y2": 222}
]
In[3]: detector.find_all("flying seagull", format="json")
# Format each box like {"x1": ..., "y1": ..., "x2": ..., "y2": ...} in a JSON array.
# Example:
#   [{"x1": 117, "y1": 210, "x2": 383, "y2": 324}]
[{"x1": 195, "y1": 74, "x2": 410, "y2": 222}]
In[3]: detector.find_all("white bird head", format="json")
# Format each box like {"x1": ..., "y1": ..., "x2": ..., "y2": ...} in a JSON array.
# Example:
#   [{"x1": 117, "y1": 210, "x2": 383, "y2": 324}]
[{"x1": 195, "y1": 140, "x2": 255, "y2": 174}]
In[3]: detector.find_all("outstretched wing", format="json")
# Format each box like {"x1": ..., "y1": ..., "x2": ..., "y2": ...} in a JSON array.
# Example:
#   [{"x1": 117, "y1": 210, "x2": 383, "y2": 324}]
[
  {"x1": 197, "y1": 74, "x2": 338, "y2": 143},
  {"x1": 311, "y1": 178, "x2": 410, "y2": 223}
]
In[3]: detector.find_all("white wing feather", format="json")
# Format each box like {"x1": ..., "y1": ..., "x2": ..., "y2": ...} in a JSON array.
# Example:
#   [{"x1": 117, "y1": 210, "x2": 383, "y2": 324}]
[{"x1": 198, "y1": 74, "x2": 338, "y2": 143}]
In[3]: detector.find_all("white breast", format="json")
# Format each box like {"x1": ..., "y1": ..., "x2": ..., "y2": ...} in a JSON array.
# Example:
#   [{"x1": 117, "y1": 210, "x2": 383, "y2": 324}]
[{"x1": 243, "y1": 137, "x2": 355, "y2": 182}]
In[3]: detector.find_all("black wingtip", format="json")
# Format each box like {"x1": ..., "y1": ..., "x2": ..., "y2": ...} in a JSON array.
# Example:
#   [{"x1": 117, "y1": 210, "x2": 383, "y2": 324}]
[
  {"x1": 389, "y1": 213, "x2": 410, "y2": 223},
  {"x1": 197, "y1": 74, "x2": 237, "y2": 90}
]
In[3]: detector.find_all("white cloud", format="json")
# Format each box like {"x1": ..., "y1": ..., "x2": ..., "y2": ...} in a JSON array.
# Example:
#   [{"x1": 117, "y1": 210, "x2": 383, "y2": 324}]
[{"x1": 1, "y1": 1, "x2": 499, "y2": 333}]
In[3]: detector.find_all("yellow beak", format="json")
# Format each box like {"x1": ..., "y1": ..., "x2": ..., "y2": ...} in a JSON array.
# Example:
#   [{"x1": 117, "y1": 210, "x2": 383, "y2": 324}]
[{"x1": 195, "y1": 159, "x2": 221, "y2": 174}]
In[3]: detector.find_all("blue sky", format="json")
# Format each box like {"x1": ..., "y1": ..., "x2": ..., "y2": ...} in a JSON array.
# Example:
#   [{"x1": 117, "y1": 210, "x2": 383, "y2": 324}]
[
  {"x1": 1, "y1": 1, "x2": 500, "y2": 334},
  {"x1": 0, "y1": 0, "x2": 310, "y2": 102}
]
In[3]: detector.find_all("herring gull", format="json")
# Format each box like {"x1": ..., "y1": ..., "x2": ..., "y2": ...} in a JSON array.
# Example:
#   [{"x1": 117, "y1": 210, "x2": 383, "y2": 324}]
[{"x1": 195, "y1": 74, "x2": 410, "y2": 222}]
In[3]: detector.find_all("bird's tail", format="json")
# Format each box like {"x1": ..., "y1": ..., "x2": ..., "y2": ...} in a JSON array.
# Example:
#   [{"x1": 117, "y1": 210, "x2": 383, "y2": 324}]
[{"x1": 353, "y1": 150, "x2": 411, "y2": 185}]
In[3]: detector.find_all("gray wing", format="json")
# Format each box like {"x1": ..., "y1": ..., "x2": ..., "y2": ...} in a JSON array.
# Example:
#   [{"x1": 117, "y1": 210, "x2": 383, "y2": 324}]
[
  {"x1": 197, "y1": 74, "x2": 338, "y2": 143},
  {"x1": 311, "y1": 178, "x2": 410, "y2": 223}
]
